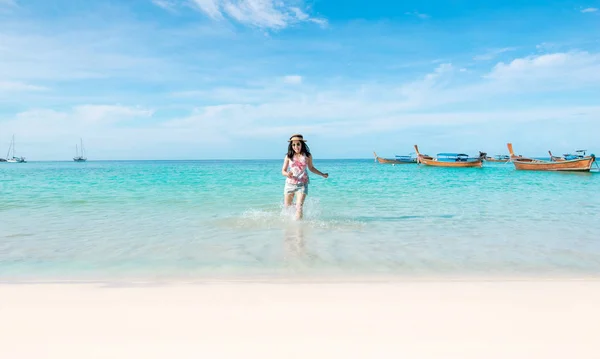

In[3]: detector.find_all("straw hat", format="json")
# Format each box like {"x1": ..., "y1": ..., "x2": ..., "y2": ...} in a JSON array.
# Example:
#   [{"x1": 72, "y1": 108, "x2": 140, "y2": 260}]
[{"x1": 288, "y1": 134, "x2": 307, "y2": 142}]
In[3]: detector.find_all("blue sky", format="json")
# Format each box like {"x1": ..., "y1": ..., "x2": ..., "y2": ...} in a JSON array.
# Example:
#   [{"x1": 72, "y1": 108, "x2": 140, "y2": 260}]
[{"x1": 1, "y1": 0, "x2": 599, "y2": 160}]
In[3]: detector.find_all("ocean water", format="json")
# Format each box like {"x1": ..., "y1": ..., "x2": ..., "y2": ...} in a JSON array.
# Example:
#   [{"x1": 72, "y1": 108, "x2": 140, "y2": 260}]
[{"x1": 1, "y1": 159, "x2": 599, "y2": 280}]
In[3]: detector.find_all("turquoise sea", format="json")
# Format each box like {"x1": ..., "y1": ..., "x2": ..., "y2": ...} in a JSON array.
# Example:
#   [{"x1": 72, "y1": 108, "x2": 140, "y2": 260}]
[{"x1": 1, "y1": 159, "x2": 599, "y2": 280}]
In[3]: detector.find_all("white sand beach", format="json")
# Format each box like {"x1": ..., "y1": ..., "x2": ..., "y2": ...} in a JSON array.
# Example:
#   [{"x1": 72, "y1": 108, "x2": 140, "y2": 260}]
[{"x1": 2, "y1": 279, "x2": 599, "y2": 359}]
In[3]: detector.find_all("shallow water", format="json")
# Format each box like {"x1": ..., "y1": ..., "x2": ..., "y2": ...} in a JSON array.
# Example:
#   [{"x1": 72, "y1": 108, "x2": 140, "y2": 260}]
[{"x1": 1, "y1": 159, "x2": 599, "y2": 280}]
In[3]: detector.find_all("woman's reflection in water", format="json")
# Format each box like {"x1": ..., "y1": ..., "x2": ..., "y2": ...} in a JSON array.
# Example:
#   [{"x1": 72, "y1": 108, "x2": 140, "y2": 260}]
[{"x1": 283, "y1": 223, "x2": 316, "y2": 269}]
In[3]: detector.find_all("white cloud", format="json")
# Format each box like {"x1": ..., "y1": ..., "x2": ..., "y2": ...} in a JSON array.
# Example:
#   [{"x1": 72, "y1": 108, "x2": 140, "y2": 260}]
[
  {"x1": 72, "y1": 105, "x2": 155, "y2": 124},
  {"x1": 157, "y1": 65, "x2": 460, "y2": 138},
  {"x1": 289, "y1": 6, "x2": 308, "y2": 20},
  {"x1": 5, "y1": 104, "x2": 598, "y2": 160},
  {"x1": 485, "y1": 52, "x2": 600, "y2": 85},
  {"x1": 288, "y1": 6, "x2": 327, "y2": 26},
  {"x1": 581, "y1": 7, "x2": 598, "y2": 13},
  {"x1": 383, "y1": 52, "x2": 600, "y2": 110},
  {"x1": 191, "y1": 0, "x2": 223, "y2": 19},
  {"x1": 0, "y1": 32, "x2": 172, "y2": 83},
  {"x1": 405, "y1": 11, "x2": 430, "y2": 19},
  {"x1": 157, "y1": 98, "x2": 600, "y2": 143},
  {"x1": 398, "y1": 63, "x2": 455, "y2": 104},
  {"x1": 176, "y1": 0, "x2": 327, "y2": 29},
  {"x1": 0, "y1": 81, "x2": 47, "y2": 92},
  {"x1": 9, "y1": 105, "x2": 154, "y2": 129},
  {"x1": 0, "y1": 104, "x2": 229, "y2": 160},
  {"x1": 168, "y1": 52, "x2": 600, "y2": 130},
  {"x1": 2, "y1": 105, "x2": 153, "y2": 146},
  {"x1": 473, "y1": 47, "x2": 516, "y2": 61},
  {"x1": 1, "y1": 105, "x2": 157, "y2": 158},
  {"x1": 151, "y1": 0, "x2": 177, "y2": 12},
  {"x1": 282, "y1": 75, "x2": 302, "y2": 85}
]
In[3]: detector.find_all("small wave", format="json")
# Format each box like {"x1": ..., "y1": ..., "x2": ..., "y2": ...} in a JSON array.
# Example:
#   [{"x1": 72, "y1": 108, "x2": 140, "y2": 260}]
[
  {"x1": 349, "y1": 214, "x2": 455, "y2": 222},
  {"x1": 212, "y1": 199, "x2": 366, "y2": 231},
  {"x1": 3, "y1": 233, "x2": 35, "y2": 238}
]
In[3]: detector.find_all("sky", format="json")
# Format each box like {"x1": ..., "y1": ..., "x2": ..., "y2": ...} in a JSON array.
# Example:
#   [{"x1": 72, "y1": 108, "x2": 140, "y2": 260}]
[{"x1": 1, "y1": 0, "x2": 599, "y2": 160}]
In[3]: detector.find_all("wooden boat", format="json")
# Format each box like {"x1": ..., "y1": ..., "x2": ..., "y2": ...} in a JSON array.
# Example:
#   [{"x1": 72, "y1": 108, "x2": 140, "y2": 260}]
[
  {"x1": 549, "y1": 149, "x2": 588, "y2": 162},
  {"x1": 564, "y1": 150, "x2": 588, "y2": 160},
  {"x1": 484, "y1": 153, "x2": 510, "y2": 163},
  {"x1": 508, "y1": 143, "x2": 595, "y2": 171},
  {"x1": 394, "y1": 154, "x2": 417, "y2": 163},
  {"x1": 373, "y1": 152, "x2": 416, "y2": 164},
  {"x1": 413, "y1": 145, "x2": 485, "y2": 168}
]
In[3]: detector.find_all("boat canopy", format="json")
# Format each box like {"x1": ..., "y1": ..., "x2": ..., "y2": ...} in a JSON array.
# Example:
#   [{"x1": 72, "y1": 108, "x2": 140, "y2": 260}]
[{"x1": 437, "y1": 153, "x2": 469, "y2": 157}]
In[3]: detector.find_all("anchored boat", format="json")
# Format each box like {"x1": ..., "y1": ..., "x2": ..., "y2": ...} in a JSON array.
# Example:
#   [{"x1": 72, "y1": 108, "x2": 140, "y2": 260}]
[
  {"x1": 73, "y1": 138, "x2": 87, "y2": 162},
  {"x1": 373, "y1": 152, "x2": 417, "y2": 164},
  {"x1": 5, "y1": 135, "x2": 26, "y2": 163},
  {"x1": 508, "y1": 143, "x2": 595, "y2": 172},
  {"x1": 413, "y1": 145, "x2": 485, "y2": 168}
]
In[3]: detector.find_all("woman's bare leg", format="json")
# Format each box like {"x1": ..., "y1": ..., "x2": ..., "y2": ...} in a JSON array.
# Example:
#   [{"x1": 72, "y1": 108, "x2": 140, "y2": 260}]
[
  {"x1": 284, "y1": 193, "x2": 295, "y2": 208},
  {"x1": 295, "y1": 193, "x2": 306, "y2": 220}
]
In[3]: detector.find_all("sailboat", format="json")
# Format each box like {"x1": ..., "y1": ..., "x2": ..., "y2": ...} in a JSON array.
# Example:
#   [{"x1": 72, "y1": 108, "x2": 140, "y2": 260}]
[
  {"x1": 73, "y1": 138, "x2": 87, "y2": 162},
  {"x1": 5, "y1": 135, "x2": 26, "y2": 163}
]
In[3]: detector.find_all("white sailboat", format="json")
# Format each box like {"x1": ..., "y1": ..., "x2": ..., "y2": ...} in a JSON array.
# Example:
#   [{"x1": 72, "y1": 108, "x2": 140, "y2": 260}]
[
  {"x1": 5, "y1": 135, "x2": 26, "y2": 163},
  {"x1": 73, "y1": 138, "x2": 87, "y2": 162}
]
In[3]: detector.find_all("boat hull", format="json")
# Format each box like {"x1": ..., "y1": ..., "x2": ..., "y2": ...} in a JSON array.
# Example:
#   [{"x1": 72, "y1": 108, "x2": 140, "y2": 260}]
[
  {"x1": 413, "y1": 145, "x2": 484, "y2": 168},
  {"x1": 418, "y1": 157, "x2": 483, "y2": 167},
  {"x1": 512, "y1": 157, "x2": 595, "y2": 171},
  {"x1": 373, "y1": 152, "x2": 416, "y2": 164},
  {"x1": 485, "y1": 158, "x2": 509, "y2": 163},
  {"x1": 508, "y1": 143, "x2": 595, "y2": 171}
]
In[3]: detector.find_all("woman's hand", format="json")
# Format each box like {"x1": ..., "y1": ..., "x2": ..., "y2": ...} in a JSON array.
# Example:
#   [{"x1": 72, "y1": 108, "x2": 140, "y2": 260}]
[
  {"x1": 287, "y1": 171, "x2": 294, "y2": 178},
  {"x1": 322, "y1": 173, "x2": 329, "y2": 178}
]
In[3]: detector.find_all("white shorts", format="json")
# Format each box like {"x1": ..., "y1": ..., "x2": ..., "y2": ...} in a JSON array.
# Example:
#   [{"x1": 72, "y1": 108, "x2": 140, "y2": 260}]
[{"x1": 284, "y1": 182, "x2": 308, "y2": 195}]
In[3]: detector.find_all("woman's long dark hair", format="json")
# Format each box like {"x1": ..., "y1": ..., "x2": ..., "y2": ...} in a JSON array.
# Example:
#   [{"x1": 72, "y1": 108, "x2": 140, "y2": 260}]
[{"x1": 287, "y1": 141, "x2": 311, "y2": 159}]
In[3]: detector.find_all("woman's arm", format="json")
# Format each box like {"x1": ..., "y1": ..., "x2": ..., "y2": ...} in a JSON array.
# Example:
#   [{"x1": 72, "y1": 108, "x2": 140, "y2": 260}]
[
  {"x1": 307, "y1": 156, "x2": 328, "y2": 178},
  {"x1": 281, "y1": 156, "x2": 292, "y2": 177}
]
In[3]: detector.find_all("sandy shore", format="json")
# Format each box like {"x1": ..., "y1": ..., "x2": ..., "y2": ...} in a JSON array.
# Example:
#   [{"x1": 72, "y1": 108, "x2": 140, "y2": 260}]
[{"x1": 1, "y1": 279, "x2": 599, "y2": 359}]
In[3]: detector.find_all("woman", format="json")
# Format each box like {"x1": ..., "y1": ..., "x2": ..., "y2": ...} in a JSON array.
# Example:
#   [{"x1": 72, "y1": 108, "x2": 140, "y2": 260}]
[{"x1": 281, "y1": 134, "x2": 329, "y2": 220}]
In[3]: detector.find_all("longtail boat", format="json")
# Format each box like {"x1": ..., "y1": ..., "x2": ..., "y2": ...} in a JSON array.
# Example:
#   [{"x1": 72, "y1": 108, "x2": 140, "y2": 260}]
[
  {"x1": 373, "y1": 152, "x2": 416, "y2": 164},
  {"x1": 508, "y1": 143, "x2": 596, "y2": 171},
  {"x1": 549, "y1": 149, "x2": 588, "y2": 162},
  {"x1": 413, "y1": 145, "x2": 485, "y2": 168},
  {"x1": 484, "y1": 153, "x2": 510, "y2": 163},
  {"x1": 394, "y1": 154, "x2": 418, "y2": 163},
  {"x1": 565, "y1": 150, "x2": 588, "y2": 160}
]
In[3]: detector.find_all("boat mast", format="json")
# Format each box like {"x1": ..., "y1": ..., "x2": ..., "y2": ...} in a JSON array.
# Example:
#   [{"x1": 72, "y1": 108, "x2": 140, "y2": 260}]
[
  {"x1": 80, "y1": 138, "x2": 85, "y2": 158},
  {"x1": 6, "y1": 135, "x2": 12, "y2": 159},
  {"x1": 10, "y1": 134, "x2": 15, "y2": 158}
]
